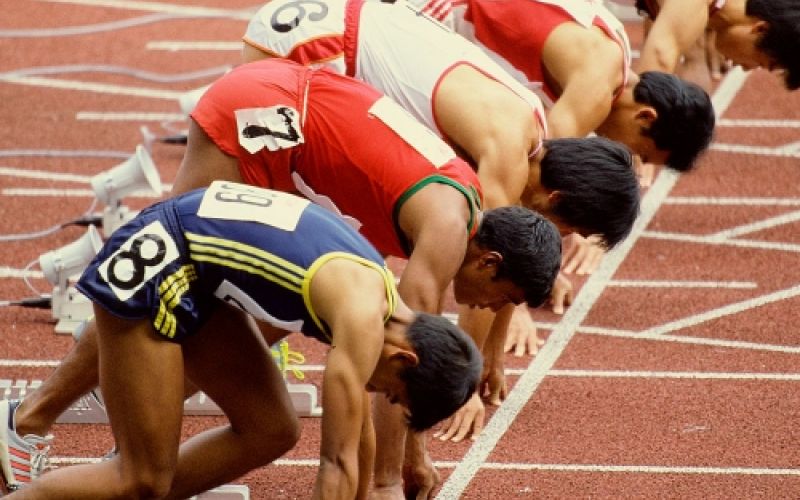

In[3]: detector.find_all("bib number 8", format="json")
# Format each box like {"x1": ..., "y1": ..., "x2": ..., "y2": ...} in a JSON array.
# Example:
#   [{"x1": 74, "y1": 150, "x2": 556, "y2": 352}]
[{"x1": 107, "y1": 234, "x2": 167, "y2": 290}]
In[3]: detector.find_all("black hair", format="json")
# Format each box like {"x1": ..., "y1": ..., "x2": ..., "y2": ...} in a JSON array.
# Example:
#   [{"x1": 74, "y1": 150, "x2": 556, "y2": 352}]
[
  {"x1": 539, "y1": 137, "x2": 640, "y2": 249},
  {"x1": 401, "y1": 313, "x2": 483, "y2": 431},
  {"x1": 634, "y1": 71, "x2": 716, "y2": 171},
  {"x1": 747, "y1": 0, "x2": 800, "y2": 90},
  {"x1": 474, "y1": 206, "x2": 561, "y2": 308}
]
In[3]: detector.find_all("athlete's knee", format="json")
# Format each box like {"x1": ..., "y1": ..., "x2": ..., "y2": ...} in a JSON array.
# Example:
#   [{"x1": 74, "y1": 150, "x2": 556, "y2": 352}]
[
  {"x1": 256, "y1": 408, "x2": 301, "y2": 458},
  {"x1": 104, "y1": 463, "x2": 175, "y2": 499}
]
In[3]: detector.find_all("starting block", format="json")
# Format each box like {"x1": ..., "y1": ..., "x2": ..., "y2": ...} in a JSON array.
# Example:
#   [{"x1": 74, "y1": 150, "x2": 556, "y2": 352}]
[
  {"x1": 1, "y1": 380, "x2": 321, "y2": 424},
  {"x1": 192, "y1": 484, "x2": 250, "y2": 500},
  {"x1": 5, "y1": 338, "x2": 321, "y2": 423},
  {"x1": 184, "y1": 383, "x2": 322, "y2": 418}
]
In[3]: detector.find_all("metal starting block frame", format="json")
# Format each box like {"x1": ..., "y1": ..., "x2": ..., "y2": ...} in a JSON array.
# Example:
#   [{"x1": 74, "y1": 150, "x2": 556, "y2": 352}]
[{"x1": 1, "y1": 380, "x2": 322, "y2": 423}]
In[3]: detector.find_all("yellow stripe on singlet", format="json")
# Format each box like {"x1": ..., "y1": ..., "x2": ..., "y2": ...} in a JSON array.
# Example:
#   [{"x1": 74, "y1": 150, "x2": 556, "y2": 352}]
[
  {"x1": 301, "y1": 252, "x2": 398, "y2": 339},
  {"x1": 185, "y1": 232, "x2": 305, "y2": 294}
]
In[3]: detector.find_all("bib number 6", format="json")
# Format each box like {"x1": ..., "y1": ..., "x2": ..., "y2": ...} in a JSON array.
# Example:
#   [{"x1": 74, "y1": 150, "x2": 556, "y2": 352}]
[{"x1": 271, "y1": 0, "x2": 329, "y2": 33}]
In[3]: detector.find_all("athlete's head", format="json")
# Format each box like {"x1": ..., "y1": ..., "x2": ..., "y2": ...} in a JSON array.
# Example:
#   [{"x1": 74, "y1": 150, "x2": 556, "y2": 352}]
[
  {"x1": 534, "y1": 137, "x2": 641, "y2": 249},
  {"x1": 451, "y1": 206, "x2": 561, "y2": 310},
  {"x1": 634, "y1": 71, "x2": 716, "y2": 171},
  {"x1": 400, "y1": 313, "x2": 482, "y2": 431},
  {"x1": 743, "y1": 0, "x2": 800, "y2": 90}
]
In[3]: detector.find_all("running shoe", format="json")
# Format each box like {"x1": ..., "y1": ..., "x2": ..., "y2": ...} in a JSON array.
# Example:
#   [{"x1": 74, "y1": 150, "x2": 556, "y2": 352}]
[{"x1": 0, "y1": 400, "x2": 51, "y2": 492}]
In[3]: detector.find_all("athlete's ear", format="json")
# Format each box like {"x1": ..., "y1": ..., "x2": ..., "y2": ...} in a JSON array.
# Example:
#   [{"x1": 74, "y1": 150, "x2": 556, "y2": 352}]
[
  {"x1": 478, "y1": 251, "x2": 503, "y2": 274},
  {"x1": 752, "y1": 20, "x2": 769, "y2": 36},
  {"x1": 635, "y1": 106, "x2": 658, "y2": 126},
  {"x1": 389, "y1": 348, "x2": 419, "y2": 368},
  {"x1": 547, "y1": 189, "x2": 562, "y2": 207}
]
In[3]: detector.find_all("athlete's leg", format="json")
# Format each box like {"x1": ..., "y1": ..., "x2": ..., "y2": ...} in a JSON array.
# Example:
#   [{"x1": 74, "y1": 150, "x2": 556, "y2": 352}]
[
  {"x1": 164, "y1": 305, "x2": 300, "y2": 499},
  {"x1": 10, "y1": 306, "x2": 186, "y2": 499},
  {"x1": 13, "y1": 320, "x2": 99, "y2": 438},
  {"x1": 676, "y1": 31, "x2": 714, "y2": 93},
  {"x1": 12, "y1": 118, "x2": 244, "y2": 445},
  {"x1": 171, "y1": 119, "x2": 243, "y2": 195}
]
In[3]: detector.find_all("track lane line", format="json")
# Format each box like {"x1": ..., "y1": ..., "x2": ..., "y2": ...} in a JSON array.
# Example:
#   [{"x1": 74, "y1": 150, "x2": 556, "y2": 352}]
[{"x1": 436, "y1": 66, "x2": 749, "y2": 499}]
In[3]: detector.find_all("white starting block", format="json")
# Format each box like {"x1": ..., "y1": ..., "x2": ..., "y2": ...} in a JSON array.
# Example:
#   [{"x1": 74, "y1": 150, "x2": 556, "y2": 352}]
[
  {"x1": 54, "y1": 384, "x2": 321, "y2": 423},
  {"x1": 1, "y1": 380, "x2": 321, "y2": 423},
  {"x1": 0, "y1": 379, "x2": 42, "y2": 400},
  {"x1": 5, "y1": 339, "x2": 321, "y2": 423},
  {"x1": 192, "y1": 484, "x2": 250, "y2": 500}
]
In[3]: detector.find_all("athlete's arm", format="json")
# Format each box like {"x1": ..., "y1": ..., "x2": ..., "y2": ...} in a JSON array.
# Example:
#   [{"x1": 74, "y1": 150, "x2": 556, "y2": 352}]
[
  {"x1": 637, "y1": 0, "x2": 710, "y2": 74},
  {"x1": 242, "y1": 42, "x2": 272, "y2": 63},
  {"x1": 543, "y1": 23, "x2": 624, "y2": 138},
  {"x1": 396, "y1": 183, "x2": 473, "y2": 313},
  {"x1": 433, "y1": 65, "x2": 534, "y2": 209},
  {"x1": 357, "y1": 393, "x2": 376, "y2": 499},
  {"x1": 310, "y1": 260, "x2": 387, "y2": 499}
]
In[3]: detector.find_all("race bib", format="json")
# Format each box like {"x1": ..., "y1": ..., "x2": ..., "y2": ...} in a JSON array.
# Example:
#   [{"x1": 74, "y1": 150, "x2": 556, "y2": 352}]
[
  {"x1": 98, "y1": 220, "x2": 180, "y2": 302},
  {"x1": 368, "y1": 96, "x2": 455, "y2": 167},
  {"x1": 198, "y1": 181, "x2": 310, "y2": 232},
  {"x1": 236, "y1": 105, "x2": 304, "y2": 154}
]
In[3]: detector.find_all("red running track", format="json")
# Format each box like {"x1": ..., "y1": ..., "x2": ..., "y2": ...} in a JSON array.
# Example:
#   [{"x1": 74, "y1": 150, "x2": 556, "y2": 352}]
[{"x1": 1, "y1": 1, "x2": 799, "y2": 498}]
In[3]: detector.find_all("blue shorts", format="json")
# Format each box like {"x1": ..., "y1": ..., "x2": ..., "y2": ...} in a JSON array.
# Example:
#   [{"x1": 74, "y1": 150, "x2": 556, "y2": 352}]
[{"x1": 76, "y1": 198, "x2": 212, "y2": 343}]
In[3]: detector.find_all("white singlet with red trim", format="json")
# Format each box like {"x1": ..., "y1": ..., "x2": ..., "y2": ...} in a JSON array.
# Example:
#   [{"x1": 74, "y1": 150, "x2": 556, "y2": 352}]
[{"x1": 244, "y1": 0, "x2": 547, "y2": 139}]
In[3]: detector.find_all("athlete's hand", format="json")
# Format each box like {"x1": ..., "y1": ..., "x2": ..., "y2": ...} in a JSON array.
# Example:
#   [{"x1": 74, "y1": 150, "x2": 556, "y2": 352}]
[
  {"x1": 481, "y1": 357, "x2": 507, "y2": 406},
  {"x1": 549, "y1": 272, "x2": 573, "y2": 315},
  {"x1": 402, "y1": 449, "x2": 440, "y2": 500},
  {"x1": 636, "y1": 161, "x2": 656, "y2": 188},
  {"x1": 433, "y1": 392, "x2": 485, "y2": 442},
  {"x1": 503, "y1": 305, "x2": 545, "y2": 357},
  {"x1": 562, "y1": 234, "x2": 605, "y2": 276}
]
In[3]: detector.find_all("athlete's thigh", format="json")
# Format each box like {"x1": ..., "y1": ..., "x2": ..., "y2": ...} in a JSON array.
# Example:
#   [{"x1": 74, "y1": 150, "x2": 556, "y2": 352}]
[
  {"x1": 181, "y1": 304, "x2": 294, "y2": 428},
  {"x1": 94, "y1": 306, "x2": 185, "y2": 471}
]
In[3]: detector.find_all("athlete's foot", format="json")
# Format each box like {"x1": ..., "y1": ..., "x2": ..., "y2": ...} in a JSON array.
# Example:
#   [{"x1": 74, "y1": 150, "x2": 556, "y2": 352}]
[{"x1": 0, "y1": 400, "x2": 52, "y2": 492}]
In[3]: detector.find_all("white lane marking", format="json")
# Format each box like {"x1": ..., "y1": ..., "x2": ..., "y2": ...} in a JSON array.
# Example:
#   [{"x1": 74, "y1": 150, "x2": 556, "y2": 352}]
[
  {"x1": 0, "y1": 166, "x2": 92, "y2": 183},
  {"x1": 710, "y1": 142, "x2": 800, "y2": 158},
  {"x1": 77, "y1": 111, "x2": 185, "y2": 121},
  {"x1": 709, "y1": 210, "x2": 800, "y2": 239},
  {"x1": 35, "y1": 0, "x2": 255, "y2": 19},
  {"x1": 519, "y1": 322, "x2": 800, "y2": 353},
  {"x1": 2, "y1": 188, "x2": 164, "y2": 198},
  {"x1": 642, "y1": 231, "x2": 800, "y2": 252},
  {"x1": 47, "y1": 456, "x2": 800, "y2": 476},
  {"x1": 480, "y1": 463, "x2": 800, "y2": 475},
  {"x1": 640, "y1": 283, "x2": 800, "y2": 337},
  {"x1": 665, "y1": 197, "x2": 800, "y2": 206},
  {"x1": 436, "y1": 66, "x2": 749, "y2": 499},
  {"x1": 0, "y1": 267, "x2": 44, "y2": 279},
  {"x1": 146, "y1": 41, "x2": 241, "y2": 51},
  {"x1": 718, "y1": 119, "x2": 800, "y2": 128},
  {"x1": 546, "y1": 370, "x2": 800, "y2": 380},
  {"x1": 607, "y1": 280, "x2": 756, "y2": 288},
  {"x1": 0, "y1": 360, "x2": 59, "y2": 367},
  {"x1": 0, "y1": 75, "x2": 183, "y2": 99}
]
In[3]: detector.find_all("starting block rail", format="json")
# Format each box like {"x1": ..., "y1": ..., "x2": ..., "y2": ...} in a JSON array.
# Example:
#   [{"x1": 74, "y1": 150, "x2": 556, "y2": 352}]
[{"x1": 1, "y1": 380, "x2": 322, "y2": 423}]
